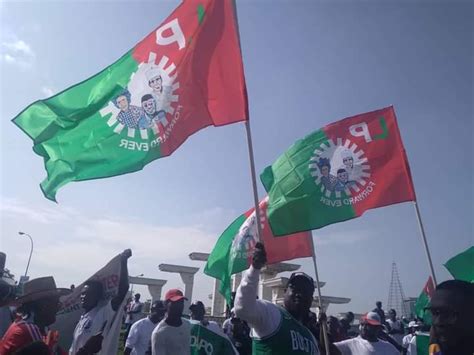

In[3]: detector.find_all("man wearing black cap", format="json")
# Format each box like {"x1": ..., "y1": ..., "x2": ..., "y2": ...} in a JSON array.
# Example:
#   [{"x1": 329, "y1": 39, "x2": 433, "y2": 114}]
[
  {"x1": 124, "y1": 300, "x2": 166, "y2": 355},
  {"x1": 151, "y1": 288, "x2": 191, "y2": 355},
  {"x1": 189, "y1": 300, "x2": 222, "y2": 335},
  {"x1": 234, "y1": 242, "x2": 320, "y2": 354}
]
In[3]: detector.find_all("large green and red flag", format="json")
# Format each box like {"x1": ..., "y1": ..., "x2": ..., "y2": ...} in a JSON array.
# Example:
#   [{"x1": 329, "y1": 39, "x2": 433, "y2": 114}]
[
  {"x1": 13, "y1": 0, "x2": 248, "y2": 201},
  {"x1": 204, "y1": 197, "x2": 313, "y2": 304},
  {"x1": 444, "y1": 246, "x2": 474, "y2": 283},
  {"x1": 414, "y1": 276, "x2": 435, "y2": 325},
  {"x1": 260, "y1": 106, "x2": 416, "y2": 235}
]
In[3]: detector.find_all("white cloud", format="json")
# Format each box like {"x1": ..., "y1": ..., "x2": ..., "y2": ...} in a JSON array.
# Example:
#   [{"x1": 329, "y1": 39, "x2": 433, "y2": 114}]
[
  {"x1": 1, "y1": 197, "x2": 219, "y2": 301},
  {"x1": 313, "y1": 230, "x2": 371, "y2": 246},
  {"x1": 41, "y1": 86, "x2": 55, "y2": 97},
  {"x1": 1, "y1": 35, "x2": 36, "y2": 70}
]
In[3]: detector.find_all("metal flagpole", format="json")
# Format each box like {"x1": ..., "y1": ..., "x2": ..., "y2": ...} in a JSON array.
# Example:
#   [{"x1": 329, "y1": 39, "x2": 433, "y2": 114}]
[
  {"x1": 310, "y1": 232, "x2": 330, "y2": 355},
  {"x1": 244, "y1": 120, "x2": 263, "y2": 241},
  {"x1": 231, "y1": 0, "x2": 263, "y2": 241},
  {"x1": 413, "y1": 201, "x2": 437, "y2": 285}
]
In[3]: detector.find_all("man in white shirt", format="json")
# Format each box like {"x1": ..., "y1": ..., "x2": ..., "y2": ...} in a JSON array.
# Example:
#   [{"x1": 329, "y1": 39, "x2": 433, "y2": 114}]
[
  {"x1": 124, "y1": 300, "x2": 166, "y2": 355},
  {"x1": 335, "y1": 312, "x2": 399, "y2": 354},
  {"x1": 234, "y1": 242, "x2": 320, "y2": 355},
  {"x1": 124, "y1": 293, "x2": 144, "y2": 345},
  {"x1": 386, "y1": 308, "x2": 404, "y2": 345},
  {"x1": 402, "y1": 321, "x2": 419, "y2": 355},
  {"x1": 69, "y1": 249, "x2": 131, "y2": 355},
  {"x1": 189, "y1": 301, "x2": 223, "y2": 335},
  {"x1": 151, "y1": 289, "x2": 191, "y2": 355}
]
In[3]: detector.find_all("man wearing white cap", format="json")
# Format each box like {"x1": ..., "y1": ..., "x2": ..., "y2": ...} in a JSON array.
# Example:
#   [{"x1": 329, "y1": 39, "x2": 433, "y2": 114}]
[
  {"x1": 334, "y1": 312, "x2": 399, "y2": 354},
  {"x1": 402, "y1": 321, "x2": 419, "y2": 355}
]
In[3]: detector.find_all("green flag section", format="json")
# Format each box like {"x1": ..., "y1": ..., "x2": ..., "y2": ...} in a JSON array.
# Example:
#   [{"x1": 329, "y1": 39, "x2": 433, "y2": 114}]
[
  {"x1": 13, "y1": 0, "x2": 248, "y2": 201},
  {"x1": 444, "y1": 246, "x2": 474, "y2": 282},
  {"x1": 414, "y1": 276, "x2": 435, "y2": 326},
  {"x1": 204, "y1": 197, "x2": 313, "y2": 304},
  {"x1": 190, "y1": 321, "x2": 237, "y2": 355},
  {"x1": 416, "y1": 333, "x2": 430, "y2": 355},
  {"x1": 260, "y1": 106, "x2": 416, "y2": 235}
]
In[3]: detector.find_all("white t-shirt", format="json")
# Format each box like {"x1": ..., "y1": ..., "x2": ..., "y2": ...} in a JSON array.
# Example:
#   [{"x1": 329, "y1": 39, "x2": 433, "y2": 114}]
[
  {"x1": 151, "y1": 318, "x2": 191, "y2": 355},
  {"x1": 386, "y1": 319, "x2": 404, "y2": 345},
  {"x1": 335, "y1": 336, "x2": 399, "y2": 355},
  {"x1": 125, "y1": 317, "x2": 158, "y2": 355},
  {"x1": 69, "y1": 301, "x2": 115, "y2": 355},
  {"x1": 403, "y1": 333, "x2": 415, "y2": 349},
  {"x1": 126, "y1": 301, "x2": 144, "y2": 324}
]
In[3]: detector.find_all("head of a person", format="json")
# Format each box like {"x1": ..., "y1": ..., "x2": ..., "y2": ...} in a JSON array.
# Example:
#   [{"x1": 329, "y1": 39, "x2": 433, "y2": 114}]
[
  {"x1": 149, "y1": 76, "x2": 163, "y2": 92},
  {"x1": 359, "y1": 312, "x2": 382, "y2": 341},
  {"x1": 134, "y1": 293, "x2": 141, "y2": 302},
  {"x1": 429, "y1": 280, "x2": 474, "y2": 348},
  {"x1": 81, "y1": 280, "x2": 104, "y2": 312},
  {"x1": 19, "y1": 296, "x2": 61, "y2": 327},
  {"x1": 376, "y1": 301, "x2": 382, "y2": 309},
  {"x1": 164, "y1": 289, "x2": 187, "y2": 319},
  {"x1": 317, "y1": 158, "x2": 331, "y2": 177},
  {"x1": 141, "y1": 94, "x2": 156, "y2": 116},
  {"x1": 14, "y1": 276, "x2": 70, "y2": 327},
  {"x1": 113, "y1": 89, "x2": 131, "y2": 111},
  {"x1": 345, "y1": 311, "x2": 355, "y2": 323},
  {"x1": 150, "y1": 300, "x2": 166, "y2": 323},
  {"x1": 189, "y1": 301, "x2": 206, "y2": 321},
  {"x1": 388, "y1": 308, "x2": 396, "y2": 320},
  {"x1": 408, "y1": 321, "x2": 419, "y2": 334},
  {"x1": 342, "y1": 155, "x2": 354, "y2": 169},
  {"x1": 283, "y1": 272, "x2": 315, "y2": 319},
  {"x1": 337, "y1": 168, "x2": 348, "y2": 183}
]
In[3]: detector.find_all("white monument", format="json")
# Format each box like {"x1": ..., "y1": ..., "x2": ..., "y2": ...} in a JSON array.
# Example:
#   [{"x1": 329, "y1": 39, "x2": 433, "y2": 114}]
[
  {"x1": 158, "y1": 263, "x2": 199, "y2": 312},
  {"x1": 129, "y1": 276, "x2": 167, "y2": 303}
]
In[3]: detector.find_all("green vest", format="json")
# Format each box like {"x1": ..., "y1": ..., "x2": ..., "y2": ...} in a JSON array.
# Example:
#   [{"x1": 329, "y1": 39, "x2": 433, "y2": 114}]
[{"x1": 252, "y1": 307, "x2": 319, "y2": 355}]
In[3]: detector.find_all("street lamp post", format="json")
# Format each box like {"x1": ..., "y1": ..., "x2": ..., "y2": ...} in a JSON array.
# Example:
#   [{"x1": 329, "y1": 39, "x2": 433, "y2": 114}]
[{"x1": 18, "y1": 232, "x2": 34, "y2": 278}]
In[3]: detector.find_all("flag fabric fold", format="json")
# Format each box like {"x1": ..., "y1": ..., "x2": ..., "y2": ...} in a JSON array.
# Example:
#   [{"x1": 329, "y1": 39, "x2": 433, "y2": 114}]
[
  {"x1": 204, "y1": 197, "x2": 313, "y2": 304},
  {"x1": 444, "y1": 246, "x2": 474, "y2": 283},
  {"x1": 13, "y1": 0, "x2": 248, "y2": 201},
  {"x1": 414, "y1": 276, "x2": 435, "y2": 326},
  {"x1": 260, "y1": 106, "x2": 416, "y2": 236}
]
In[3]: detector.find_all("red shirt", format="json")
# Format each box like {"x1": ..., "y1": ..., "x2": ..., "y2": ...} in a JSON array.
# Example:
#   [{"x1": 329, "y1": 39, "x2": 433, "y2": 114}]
[{"x1": 0, "y1": 319, "x2": 45, "y2": 354}]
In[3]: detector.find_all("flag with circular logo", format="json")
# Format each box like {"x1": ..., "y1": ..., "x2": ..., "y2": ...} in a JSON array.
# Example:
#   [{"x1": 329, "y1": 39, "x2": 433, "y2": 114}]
[
  {"x1": 261, "y1": 106, "x2": 416, "y2": 235},
  {"x1": 13, "y1": 0, "x2": 248, "y2": 201}
]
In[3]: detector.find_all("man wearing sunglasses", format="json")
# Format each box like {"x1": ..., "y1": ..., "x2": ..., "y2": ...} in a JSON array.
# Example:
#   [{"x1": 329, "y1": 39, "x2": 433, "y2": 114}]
[
  {"x1": 428, "y1": 280, "x2": 474, "y2": 355},
  {"x1": 234, "y1": 242, "x2": 320, "y2": 354}
]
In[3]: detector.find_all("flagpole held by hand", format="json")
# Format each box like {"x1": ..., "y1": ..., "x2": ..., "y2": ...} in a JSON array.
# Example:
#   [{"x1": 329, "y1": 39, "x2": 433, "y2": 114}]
[{"x1": 310, "y1": 232, "x2": 330, "y2": 355}]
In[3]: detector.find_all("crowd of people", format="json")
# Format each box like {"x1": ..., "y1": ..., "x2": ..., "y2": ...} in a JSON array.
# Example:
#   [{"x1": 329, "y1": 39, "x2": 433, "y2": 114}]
[{"x1": 0, "y1": 245, "x2": 473, "y2": 355}]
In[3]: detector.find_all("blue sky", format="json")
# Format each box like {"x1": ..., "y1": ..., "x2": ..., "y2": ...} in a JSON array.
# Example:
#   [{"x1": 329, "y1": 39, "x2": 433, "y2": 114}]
[{"x1": 0, "y1": 0, "x2": 472, "y2": 315}]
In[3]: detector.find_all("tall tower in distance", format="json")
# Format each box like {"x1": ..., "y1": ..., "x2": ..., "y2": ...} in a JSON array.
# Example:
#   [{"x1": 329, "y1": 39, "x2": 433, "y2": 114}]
[{"x1": 387, "y1": 261, "x2": 409, "y2": 318}]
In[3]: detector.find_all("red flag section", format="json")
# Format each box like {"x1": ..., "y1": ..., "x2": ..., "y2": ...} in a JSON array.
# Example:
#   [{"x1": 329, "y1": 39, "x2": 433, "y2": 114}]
[{"x1": 133, "y1": 0, "x2": 248, "y2": 157}]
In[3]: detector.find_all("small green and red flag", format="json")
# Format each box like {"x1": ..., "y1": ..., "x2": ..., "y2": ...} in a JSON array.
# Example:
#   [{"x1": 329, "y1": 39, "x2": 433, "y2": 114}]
[
  {"x1": 414, "y1": 276, "x2": 435, "y2": 325},
  {"x1": 13, "y1": 0, "x2": 248, "y2": 201},
  {"x1": 260, "y1": 106, "x2": 416, "y2": 235},
  {"x1": 204, "y1": 197, "x2": 313, "y2": 304}
]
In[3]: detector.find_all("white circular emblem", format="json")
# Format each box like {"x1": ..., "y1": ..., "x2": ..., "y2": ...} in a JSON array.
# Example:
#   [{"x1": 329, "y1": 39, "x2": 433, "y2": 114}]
[
  {"x1": 309, "y1": 138, "x2": 371, "y2": 198},
  {"x1": 100, "y1": 52, "x2": 179, "y2": 141}
]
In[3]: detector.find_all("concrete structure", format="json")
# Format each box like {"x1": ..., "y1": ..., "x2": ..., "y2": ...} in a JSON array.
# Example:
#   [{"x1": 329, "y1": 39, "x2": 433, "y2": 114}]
[
  {"x1": 129, "y1": 276, "x2": 167, "y2": 303},
  {"x1": 159, "y1": 263, "x2": 199, "y2": 311},
  {"x1": 189, "y1": 252, "x2": 226, "y2": 316}
]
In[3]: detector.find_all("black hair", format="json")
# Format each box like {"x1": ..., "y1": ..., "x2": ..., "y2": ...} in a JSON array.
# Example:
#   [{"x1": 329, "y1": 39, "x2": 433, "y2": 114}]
[
  {"x1": 141, "y1": 94, "x2": 153, "y2": 102},
  {"x1": 436, "y1": 280, "x2": 474, "y2": 305},
  {"x1": 337, "y1": 168, "x2": 346, "y2": 174},
  {"x1": 84, "y1": 280, "x2": 105, "y2": 300}
]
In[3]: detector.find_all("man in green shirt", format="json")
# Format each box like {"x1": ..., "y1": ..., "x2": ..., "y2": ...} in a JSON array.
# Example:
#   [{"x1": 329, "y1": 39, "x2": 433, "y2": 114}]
[{"x1": 234, "y1": 242, "x2": 320, "y2": 355}]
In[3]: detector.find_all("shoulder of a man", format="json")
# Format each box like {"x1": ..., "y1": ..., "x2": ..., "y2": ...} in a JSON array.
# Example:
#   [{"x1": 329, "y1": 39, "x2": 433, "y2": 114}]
[{"x1": 0, "y1": 321, "x2": 41, "y2": 352}]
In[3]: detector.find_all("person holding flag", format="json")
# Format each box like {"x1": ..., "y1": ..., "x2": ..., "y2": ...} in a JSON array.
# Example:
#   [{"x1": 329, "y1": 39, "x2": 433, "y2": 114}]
[{"x1": 234, "y1": 242, "x2": 321, "y2": 355}]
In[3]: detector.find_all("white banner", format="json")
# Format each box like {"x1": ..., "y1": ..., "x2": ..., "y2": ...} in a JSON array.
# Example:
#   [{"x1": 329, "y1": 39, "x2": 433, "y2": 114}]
[{"x1": 51, "y1": 254, "x2": 125, "y2": 353}]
